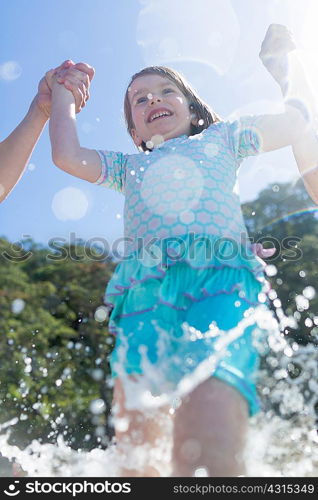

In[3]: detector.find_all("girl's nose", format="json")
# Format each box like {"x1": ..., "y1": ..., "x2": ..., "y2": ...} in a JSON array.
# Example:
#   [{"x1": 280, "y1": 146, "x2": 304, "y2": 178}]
[{"x1": 149, "y1": 94, "x2": 162, "y2": 104}]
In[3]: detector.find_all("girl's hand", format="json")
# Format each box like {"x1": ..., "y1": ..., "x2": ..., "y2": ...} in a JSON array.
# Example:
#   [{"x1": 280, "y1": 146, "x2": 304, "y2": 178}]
[
  {"x1": 52, "y1": 62, "x2": 94, "y2": 111},
  {"x1": 36, "y1": 60, "x2": 95, "y2": 117},
  {"x1": 259, "y1": 24, "x2": 297, "y2": 88},
  {"x1": 251, "y1": 243, "x2": 276, "y2": 259}
]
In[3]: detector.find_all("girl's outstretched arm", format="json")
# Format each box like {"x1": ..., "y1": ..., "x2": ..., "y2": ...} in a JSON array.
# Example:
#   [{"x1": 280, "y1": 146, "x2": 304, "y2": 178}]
[
  {"x1": 258, "y1": 24, "x2": 318, "y2": 203},
  {"x1": 49, "y1": 68, "x2": 102, "y2": 182},
  {"x1": 0, "y1": 61, "x2": 94, "y2": 203}
]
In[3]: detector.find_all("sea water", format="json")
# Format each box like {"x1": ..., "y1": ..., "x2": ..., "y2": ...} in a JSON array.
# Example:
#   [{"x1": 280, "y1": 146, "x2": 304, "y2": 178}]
[{"x1": 1, "y1": 300, "x2": 318, "y2": 477}]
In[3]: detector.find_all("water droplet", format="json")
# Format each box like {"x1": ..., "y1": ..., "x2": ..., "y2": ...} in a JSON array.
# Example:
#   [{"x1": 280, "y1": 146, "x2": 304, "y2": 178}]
[
  {"x1": 150, "y1": 134, "x2": 165, "y2": 147},
  {"x1": 11, "y1": 299, "x2": 25, "y2": 314},
  {"x1": 265, "y1": 265, "x2": 277, "y2": 277},
  {"x1": 89, "y1": 399, "x2": 106, "y2": 415},
  {"x1": 194, "y1": 467, "x2": 208, "y2": 477},
  {"x1": 94, "y1": 306, "x2": 109, "y2": 322},
  {"x1": 303, "y1": 286, "x2": 315, "y2": 300},
  {"x1": 273, "y1": 298, "x2": 281, "y2": 308},
  {"x1": 52, "y1": 187, "x2": 89, "y2": 221},
  {"x1": 115, "y1": 417, "x2": 129, "y2": 432},
  {"x1": 0, "y1": 61, "x2": 22, "y2": 81},
  {"x1": 268, "y1": 289, "x2": 277, "y2": 300},
  {"x1": 295, "y1": 295, "x2": 309, "y2": 311},
  {"x1": 91, "y1": 369, "x2": 104, "y2": 381},
  {"x1": 258, "y1": 292, "x2": 267, "y2": 303}
]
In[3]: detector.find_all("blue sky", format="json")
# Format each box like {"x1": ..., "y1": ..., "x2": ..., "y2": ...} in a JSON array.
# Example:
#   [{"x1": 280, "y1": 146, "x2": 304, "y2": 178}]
[{"x1": 2, "y1": 0, "x2": 318, "y2": 250}]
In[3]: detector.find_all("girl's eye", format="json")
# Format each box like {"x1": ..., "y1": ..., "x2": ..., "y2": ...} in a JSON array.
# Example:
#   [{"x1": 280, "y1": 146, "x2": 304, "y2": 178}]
[{"x1": 136, "y1": 89, "x2": 174, "y2": 104}]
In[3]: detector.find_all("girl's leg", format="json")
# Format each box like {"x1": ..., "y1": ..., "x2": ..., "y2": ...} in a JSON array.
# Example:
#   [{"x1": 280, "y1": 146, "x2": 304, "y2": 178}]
[
  {"x1": 171, "y1": 377, "x2": 249, "y2": 477},
  {"x1": 112, "y1": 376, "x2": 173, "y2": 477}
]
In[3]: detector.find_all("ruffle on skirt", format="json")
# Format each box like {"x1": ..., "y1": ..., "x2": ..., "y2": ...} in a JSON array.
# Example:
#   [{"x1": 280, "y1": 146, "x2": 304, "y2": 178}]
[{"x1": 104, "y1": 233, "x2": 271, "y2": 327}]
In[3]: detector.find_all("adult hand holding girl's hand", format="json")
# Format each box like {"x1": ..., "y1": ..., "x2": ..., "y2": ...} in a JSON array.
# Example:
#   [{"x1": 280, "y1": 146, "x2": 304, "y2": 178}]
[
  {"x1": 259, "y1": 24, "x2": 297, "y2": 89},
  {"x1": 36, "y1": 60, "x2": 95, "y2": 117}
]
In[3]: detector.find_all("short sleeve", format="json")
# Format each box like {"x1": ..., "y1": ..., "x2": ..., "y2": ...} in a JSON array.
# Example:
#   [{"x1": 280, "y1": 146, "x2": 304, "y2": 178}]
[
  {"x1": 226, "y1": 116, "x2": 262, "y2": 167},
  {"x1": 93, "y1": 150, "x2": 127, "y2": 194}
]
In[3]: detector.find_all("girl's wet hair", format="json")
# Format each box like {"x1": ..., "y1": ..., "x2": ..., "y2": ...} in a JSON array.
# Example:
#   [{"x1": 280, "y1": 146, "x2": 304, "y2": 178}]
[{"x1": 124, "y1": 66, "x2": 222, "y2": 152}]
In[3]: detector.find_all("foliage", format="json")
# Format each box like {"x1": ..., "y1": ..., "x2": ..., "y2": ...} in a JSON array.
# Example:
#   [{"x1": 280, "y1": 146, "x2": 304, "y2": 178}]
[
  {"x1": 0, "y1": 238, "x2": 116, "y2": 450},
  {"x1": 242, "y1": 178, "x2": 318, "y2": 345}
]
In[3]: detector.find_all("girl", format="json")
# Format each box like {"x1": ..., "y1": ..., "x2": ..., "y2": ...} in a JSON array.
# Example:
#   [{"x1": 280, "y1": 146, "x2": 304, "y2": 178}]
[
  {"x1": 0, "y1": 60, "x2": 94, "y2": 203},
  {"x1": 49, "y1": 24, "x2": 318, "y2": 476}
]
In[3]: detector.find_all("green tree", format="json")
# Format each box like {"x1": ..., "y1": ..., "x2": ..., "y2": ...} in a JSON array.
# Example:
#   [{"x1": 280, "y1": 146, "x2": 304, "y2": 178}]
[
  {"x1": 0, "y1": 237, "x2": 116, "y2": 450},
  {"x1": 242, "y1": 178, "x2": 318, "y2": 345}
]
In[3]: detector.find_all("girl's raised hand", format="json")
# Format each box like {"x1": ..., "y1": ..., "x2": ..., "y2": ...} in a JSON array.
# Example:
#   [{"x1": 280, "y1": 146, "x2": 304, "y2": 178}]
[
  {"x1": 36, "y1": 60, "x2": 95, "y2": 117},
  {"x1": 53, "y1": 61, "x2": 95, "y2": 112},
  {"x1": 259, "y1": 24, "x2": 297, "y2": 88}
]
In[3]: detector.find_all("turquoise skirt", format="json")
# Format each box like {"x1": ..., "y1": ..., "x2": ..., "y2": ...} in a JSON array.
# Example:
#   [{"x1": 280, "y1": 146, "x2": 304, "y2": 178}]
[{"x1": 104, "y1": 235, "x2": 274, "y2": 416}]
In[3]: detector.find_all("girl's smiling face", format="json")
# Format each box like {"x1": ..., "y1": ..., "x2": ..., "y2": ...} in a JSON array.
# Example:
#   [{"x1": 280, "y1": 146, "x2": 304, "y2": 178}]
[{"x1": 128, "y1": 74, "x2": 197, "y2": 148}]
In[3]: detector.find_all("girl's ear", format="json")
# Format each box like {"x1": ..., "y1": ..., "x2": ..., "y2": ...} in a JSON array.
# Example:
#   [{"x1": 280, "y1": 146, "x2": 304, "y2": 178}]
[
  {"x1": 131, "y1": 128, "x2": 143, "y2": 147},
  {"x1": 191, "y1": 115, "x2": 199, "y2": 126},
  {"x1": 189, "y1": 103, "x2": 199, "y2": 126}
]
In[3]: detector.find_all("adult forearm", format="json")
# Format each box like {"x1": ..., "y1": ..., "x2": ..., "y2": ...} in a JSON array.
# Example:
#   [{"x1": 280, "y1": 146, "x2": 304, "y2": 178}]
[
  {"x1": 283, "y1": 52, "x2": 318, "y2": 202},
  {"x1": 0, "y1": 98, "x2": 47, "y2": 202},
  {"x1": 281, "y1": 51, "x2": 317, "y2": 124},
  {"x1": 292, "y1": 130, "x2": 318, "y2": 204},
  {"x1": 49, "y1": 84, "x2": 82, "y2": 172}
]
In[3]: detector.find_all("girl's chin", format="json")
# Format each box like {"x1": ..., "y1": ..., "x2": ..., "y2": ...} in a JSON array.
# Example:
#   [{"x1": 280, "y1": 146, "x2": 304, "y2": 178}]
[{"x1": 147, "y1": 123, "x2": 178, "y2": 137}]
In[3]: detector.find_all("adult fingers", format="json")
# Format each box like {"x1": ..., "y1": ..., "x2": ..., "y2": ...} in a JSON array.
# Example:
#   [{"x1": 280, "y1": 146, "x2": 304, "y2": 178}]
[
  {"x1": 61, "y1": 75, "x2": 88, "y2": 97},
  {"x1": 51, "y1": 60, "x2": 75, "y2": 74},
  {"x1": 56, "y1": 68, "x2": 90, "y2": 88},
  {"x1": 44, "y1": 68, "x2": 57, "y2": 89},
  {"x1": 64, "y1": 80, "x2": 85, "y2": 112},
  {"x1": 84, "y1": 87, "x2": 90, "y2": 104},
  {"x1": 73, "y1": 62, "x2": 95, "y2": 81}
]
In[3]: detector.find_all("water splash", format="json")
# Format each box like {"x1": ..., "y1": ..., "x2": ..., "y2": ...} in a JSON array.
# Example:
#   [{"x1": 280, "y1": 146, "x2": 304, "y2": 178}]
[{"x1": 1, "y1": 295, "x2": 318, "y2": 477}]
